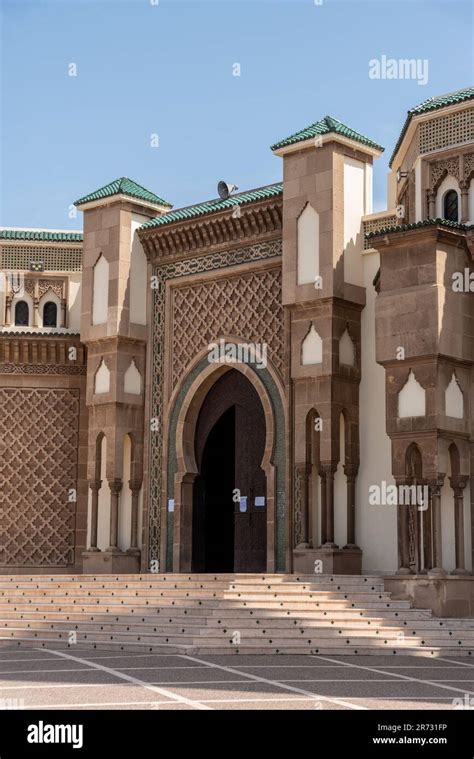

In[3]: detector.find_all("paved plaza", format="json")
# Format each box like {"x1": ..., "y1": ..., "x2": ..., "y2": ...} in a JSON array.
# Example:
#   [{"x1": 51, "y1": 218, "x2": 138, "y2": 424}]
[{"x1": 0, "y1": 646, "x2": 473, "y2": 711}]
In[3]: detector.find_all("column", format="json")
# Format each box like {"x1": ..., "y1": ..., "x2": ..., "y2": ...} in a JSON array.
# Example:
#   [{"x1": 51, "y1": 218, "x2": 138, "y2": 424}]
[
  {"x1": 460, "y1": 181, "x2": 470, "y2": 224},
  {"x1": 428, "y1": 477, "x2": 445, "y2": 576},
  {"x1": 5, "y1": 296, "x2": 11, "y2": 326},
  {"x1": 396, "y1": 480, "x2": 411, "y2": 574},
  {"x1": 33, "y1": 279, "x2": 39, "y2": 327},
  {"x1": 450, "y1": 475, "x2": 469, "y2": 575},
  {"x1": 318, "y1": 467, "x2": 327, "y2": 546},
  {"x1": 428, "y1": 190, "x2": 436, "y2": 219},
  {"x1": 89, "y1": 480, "x2": 101, "y2": 551},
  {"x1": 107, "y1": 478, "x2": 123, "y2": 551},
  {"x1": 295, "y1": 463, "x2": 310, "y2": 547},
  {"x1": 343, "y1": 464, "x2": 358, "y2": 548},
  {"x1": 33, "y1": 298, "x2": 39, "y2": 328},
  {"x1": 60, "y1": 298, "x2": 67, "y2": 329},
  {"x1": 321, "y1": 464, "x2": 337, "y2": 548},
  {"x1": 129, "y1": 479, "x2": 142, "y2": 551}
]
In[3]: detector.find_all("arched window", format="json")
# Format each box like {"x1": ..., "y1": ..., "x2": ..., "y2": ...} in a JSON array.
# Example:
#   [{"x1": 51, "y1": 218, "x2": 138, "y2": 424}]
[
  {"x1": 443, "y1": 189, "x2": 458, "y2": 222},
  {"x1": 43, "y1": 301, "x2": 57, "y2": 327},
  {"x1": 14, "y1": 301, "x2": 29, "y2": 326}
]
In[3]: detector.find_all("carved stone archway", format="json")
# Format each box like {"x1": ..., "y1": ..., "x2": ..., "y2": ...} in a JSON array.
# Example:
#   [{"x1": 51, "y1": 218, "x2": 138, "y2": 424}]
[{"x1": 164, "y1": 349, "x2": 286, "y2": 573}]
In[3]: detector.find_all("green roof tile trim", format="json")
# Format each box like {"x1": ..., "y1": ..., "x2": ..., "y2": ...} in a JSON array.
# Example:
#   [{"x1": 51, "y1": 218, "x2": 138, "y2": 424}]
[
  {"x1": 270, "y1": 115, "x2": 384, "y2": 153},
  {"x1": 365, "y1": 218, "x2": 473, "y2": 239},
  {"x1": 0, "y1": 230, "x2": 83, "y2": 242},
  {"x1": 74, "y1": 177, "x2": 172, "y2": 208},
  {"x1": 140, "y1": 183, "x2": 283, "y2": 230},
  {"x1": 389, "y1": 86, "x2": 474, "y2": 167}
]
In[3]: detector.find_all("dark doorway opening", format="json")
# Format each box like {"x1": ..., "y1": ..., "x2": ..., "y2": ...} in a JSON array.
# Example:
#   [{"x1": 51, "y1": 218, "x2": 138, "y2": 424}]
[
  {"x1": 191, "y1": 369, "x2": 267, "y2": 573},
  {"x1": 192, "y1": 406, "x2": 235, "y2": 572}
]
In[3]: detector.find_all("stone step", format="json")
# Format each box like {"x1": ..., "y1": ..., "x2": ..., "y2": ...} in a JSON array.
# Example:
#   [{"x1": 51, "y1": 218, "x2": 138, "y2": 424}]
[
  {"x1": 0, "y1": 608, "x2": 436, "y2": 626},
  {"x1": 0, "y1": 596, "x2": 414, "y2": 610},
  {"x1": 1, "y1": 627, "x2": 473, "y2": 650},
  {"x1": 0, "y1": 610, "x2": 445, "y2": 626},
  {"x1": 0, "y1": 574, "x2": 383, "y2": 584},
  {"x1": 0, "y1": 591, "x2": 392, "y2": 604},
  {"x1": 3, "y1": 637, "x2": 473, "y2": 658},
  {"x1": 1, "y1": 572, "x2": 470, "y2": 657},
  {"x1": 1, "y1": 618, "x2": 473, "y2": 641},
  {"x1": 0, "y1": 584, "x2": 387, "y2": 596}
]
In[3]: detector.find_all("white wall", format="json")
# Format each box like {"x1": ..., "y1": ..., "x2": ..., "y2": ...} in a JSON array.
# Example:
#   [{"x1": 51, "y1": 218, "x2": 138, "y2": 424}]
[
  {"x1": 68, "y1": 274, "x2": 82, "y2": 331},
  {"x1": 119, "y1": 434, "x2": 132, "y2": 551},
  {"x1": 414, "y1": 158, "x2": 422, "y2": 222},
  {"x1": 398, "y1": 371, "x2": 426, "y2": 418},
  {"x1": 357, "y1": 250, "x2": 397, "y2": 572},
  {"x1": 94, "y1": 359, "x2": 110, "y2": 394},
  {"x1": 130, "y1": 214, "x2": 149, "y2": 325},
  {"x1": 301, "y1": 324, "x2": 322, "y2": 365},
  {"x1": 365, "y1": 163, "x2": 373, "y2": 215},
  {"x1": 124, "y1": 359, "x2": 141, "y2": 395},
  {"x1": 0, "y1": 273, "x2": 5, "y2": 327},
  {"x1": 468, "y1": 177, "x2": 474, "y2": 224},
  {"x1": 334, "y1": 413, "x2": 346, "y2": 547},
  {"x1": 343, "y1": 157, "x2": 365, "y2": 287},
  {"x1": 86, "y1": 436, "x2": 111, "y2": 551},
  {"x1": 297, "y1": 204, "x2": 319, "y2": 285},
  {"x1": 92, "y1": 255, "x2": 109, "y2": 325},
  {"x1": 441, "y1": 477, "x2": 456, "y2": 571}
]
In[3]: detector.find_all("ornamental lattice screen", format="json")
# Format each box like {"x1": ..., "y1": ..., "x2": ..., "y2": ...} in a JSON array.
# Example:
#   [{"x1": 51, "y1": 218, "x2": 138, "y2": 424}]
[
  {"x1": 0, "y1": 387, "x2": 79, "y2": 566},
  {"x1": 171, "y1": 267, "x2": 284, "y2": 386}
]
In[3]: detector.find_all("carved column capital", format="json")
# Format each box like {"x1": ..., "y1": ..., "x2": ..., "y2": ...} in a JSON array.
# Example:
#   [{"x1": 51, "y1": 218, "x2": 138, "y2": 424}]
[
  {"x1": 343, "y1": 464, "x2": 359, "y2": 482},
  {"x1": 426, "y1": 475, "x2": 445, "y2": 498},
  {"x1": 128, "y1": 479, "x2": 142, "y2": 493},
  {"x1": 89, "y1": 479, "x2": 102, "y2": 493},
  {"x1": 449, "y1": 475, "x2": 468, "y2": 497},
  {"x1": 108, "y1": 478, "x2": 123, "y2": 495},
  {"x1": 319, "y1": 463, "x2": 337, "y2": 479}
]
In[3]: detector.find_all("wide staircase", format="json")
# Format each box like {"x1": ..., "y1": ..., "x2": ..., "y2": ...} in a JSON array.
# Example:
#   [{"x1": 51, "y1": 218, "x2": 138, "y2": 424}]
[{"x1": 0, "y1": 574, "x2": 473, "y2": 656}]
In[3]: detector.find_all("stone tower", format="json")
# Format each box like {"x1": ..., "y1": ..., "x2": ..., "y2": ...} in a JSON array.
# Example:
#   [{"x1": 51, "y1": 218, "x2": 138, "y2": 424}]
[
  {"x1": 272, "y1": 116, "x2": 384, "y2": 573},
  {"x1": 75, "y1": 177, "x2": 171, "y2": 573}
]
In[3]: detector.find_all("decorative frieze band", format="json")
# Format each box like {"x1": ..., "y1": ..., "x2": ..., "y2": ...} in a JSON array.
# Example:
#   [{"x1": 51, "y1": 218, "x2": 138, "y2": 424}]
[
  {"x1": 139, "y1": 200, "x2": 282, "y2": 260},
  {"x1": 0, "y1": 363, "x2": 86, "y2": 375}
]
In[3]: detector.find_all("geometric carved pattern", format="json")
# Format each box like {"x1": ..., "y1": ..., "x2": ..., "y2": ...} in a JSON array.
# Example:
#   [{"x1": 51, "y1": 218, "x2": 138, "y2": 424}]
[
  {"x1": 293, "y1": 466, "x2": 304, "y2": 547},
  {"x1": 420, "y1": 108, "x2": 474, "y2": 155},
  {"x1": 464, "y1": 152, "x2": 474, "y2": 182},
  {"x1": 38, "y1": 279, "x2": 64, "y2": 299},
  {"x1": 148, "y1": 239, "x2": 282, "y2": 563},
  {"x1": 172, "y1": 267, "x2": 283, "y2": 386},
  {"x1": 0, "y1": 388, "x2": 79, "y2": 566},
  {"x1": 0, "y1": 364, "x2": 86, "y2": 375},
  {"x1": 0, "y1": 246, "x2": 82, "y2": 272},
  {"x1": 363, "y1": 213, "x2": 398, "y2": 249},
  {"x1": 430, "y1": 157, "x2": 460, "y2": 192}
]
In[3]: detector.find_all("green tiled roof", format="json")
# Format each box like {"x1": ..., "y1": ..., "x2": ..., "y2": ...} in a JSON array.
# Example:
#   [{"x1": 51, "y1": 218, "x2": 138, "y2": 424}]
[
  {"x1": 0, "y1": 229, "x2": 83, "y2": 242},
  {"x1": 140, "y1": 183, "x2": 283, "y2": 230},
  {"x1": 389, "y1": 86, "x2": 474, "y2": 167},
  {"x1": 271, "y1": 115, "x2": 384, "y2": 153},
  {"x1": 74, "y1": 177, "x2": 172, "y2": 208},
  {"x1": 365, "y1": 218, "x2": 472, "y2": 239}
]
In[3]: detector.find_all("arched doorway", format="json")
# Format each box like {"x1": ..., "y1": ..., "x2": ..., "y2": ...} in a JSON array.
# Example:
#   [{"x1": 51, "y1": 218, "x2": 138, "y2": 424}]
[{"x1": 191, "y1": 369, "x2": 267, "y2": 572}]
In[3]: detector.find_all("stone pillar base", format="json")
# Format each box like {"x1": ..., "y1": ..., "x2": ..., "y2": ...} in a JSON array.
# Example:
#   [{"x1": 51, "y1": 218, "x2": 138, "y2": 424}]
[
  {"x1": 82, "y1": 549, "x2": 141, "y2": 574},
  {"x1": 293, "y1": 546, "x2": 362, "y2": 575}
]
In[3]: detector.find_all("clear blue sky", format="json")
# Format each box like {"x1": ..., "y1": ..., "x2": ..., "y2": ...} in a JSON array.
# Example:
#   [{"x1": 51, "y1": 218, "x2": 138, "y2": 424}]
[{"x1": 1, "y1": 0, "x2": 473, "y2": 229}]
